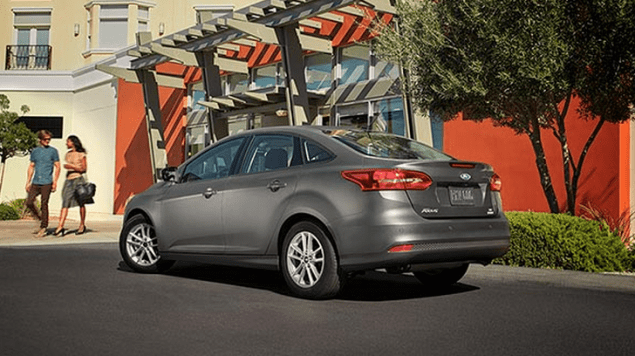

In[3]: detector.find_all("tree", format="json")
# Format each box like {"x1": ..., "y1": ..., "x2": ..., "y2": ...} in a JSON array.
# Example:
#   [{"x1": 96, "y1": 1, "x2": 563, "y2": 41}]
[
  {"x1": 374, "y1": 0, "x2": 635, "y2": 214},
  {"x1": 0, "y1": 94, "x2": 37, "y2": 196}
]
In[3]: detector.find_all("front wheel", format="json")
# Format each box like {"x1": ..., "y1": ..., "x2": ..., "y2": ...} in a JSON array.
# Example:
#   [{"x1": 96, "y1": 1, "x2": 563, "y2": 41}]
[
  {"x1": 413, "y1": 264, "x2": 469, "y2": 287},
  {"x1": 281, "y1": 221, "x2": 343, "y2": 299},
  {"x1": 119, "y1": 215, "x2": 174, "y2": 273}
]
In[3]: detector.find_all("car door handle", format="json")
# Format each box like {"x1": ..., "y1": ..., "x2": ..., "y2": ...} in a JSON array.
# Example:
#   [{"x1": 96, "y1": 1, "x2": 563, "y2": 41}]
[
  {"x1": 267, "y1": 180, "x2": 287, "y2": 192},
  {"x1": 203, "y1": 187, "x2": 217, "y2": 199}
]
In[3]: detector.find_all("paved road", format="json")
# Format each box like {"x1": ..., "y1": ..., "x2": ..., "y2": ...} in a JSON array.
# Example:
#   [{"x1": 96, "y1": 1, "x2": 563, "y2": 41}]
[{"x1": 1, "y1": 242, "x2": 634, "y2": 356}]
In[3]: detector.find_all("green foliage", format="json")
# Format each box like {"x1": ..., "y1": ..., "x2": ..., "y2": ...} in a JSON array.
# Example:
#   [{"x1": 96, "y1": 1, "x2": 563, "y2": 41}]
[
  {"x1": 374, "y1": 0, "x2": 635, "y2": 214},
  {"x1": 0, "y1": 203, "x2": 20, "y2": 220},
  {"x1": 0, "y1": 94, "x2": 37, "y2": 164},
  {"x1": 0, "y1": 94, "x2": 38, "y2": 196},
  {"x1": 495, "y1": 212, "x2": 634, "y2": 272},
  {"x1": 5, "y1": 198, "x2": 32, "y2": 219}
]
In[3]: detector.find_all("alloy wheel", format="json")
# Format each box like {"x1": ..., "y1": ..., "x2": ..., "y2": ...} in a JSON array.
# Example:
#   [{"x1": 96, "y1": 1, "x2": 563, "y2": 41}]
[
  {"x1": 286, "y1": 231, "x2": 325, "y2": 288},
  {"x1": 125, "y1": 222, "x2": 160, "y2": 267}
]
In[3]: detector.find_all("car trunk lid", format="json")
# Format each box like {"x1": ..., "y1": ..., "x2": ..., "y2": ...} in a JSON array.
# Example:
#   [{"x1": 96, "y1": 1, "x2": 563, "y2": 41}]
[{"x1": 398, "y1": 161, "x2": 500, "y2": 219}]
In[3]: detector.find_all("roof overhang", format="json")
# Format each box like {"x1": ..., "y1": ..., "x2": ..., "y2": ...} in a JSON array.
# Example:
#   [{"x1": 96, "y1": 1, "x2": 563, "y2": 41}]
[{"x1": 127, "y1": 0, "x2": 395, "y2": 71}]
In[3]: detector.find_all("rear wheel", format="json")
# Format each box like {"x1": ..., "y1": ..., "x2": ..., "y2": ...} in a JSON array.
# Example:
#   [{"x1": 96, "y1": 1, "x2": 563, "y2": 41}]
[
  {"x1": 281, "y1": 221, "x2": 343, "y2": 299},
  {"x1": 119, "y1": 215, "x2": 174, "y2": 273},
  {"x1": 413, "y1": 264, "x2": 469, "y2": 287}
]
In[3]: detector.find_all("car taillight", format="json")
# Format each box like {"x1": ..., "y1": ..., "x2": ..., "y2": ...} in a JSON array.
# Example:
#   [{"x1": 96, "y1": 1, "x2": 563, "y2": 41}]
[
  {"x1": 388, "y1": 244, "x2": 414, "y2": 253},
  {"x1": 490, "y1": 173, "x2": 502, "y2": 191},
  {"x1": 341, "y1": 169, "x2": 432, "y2": 191}
]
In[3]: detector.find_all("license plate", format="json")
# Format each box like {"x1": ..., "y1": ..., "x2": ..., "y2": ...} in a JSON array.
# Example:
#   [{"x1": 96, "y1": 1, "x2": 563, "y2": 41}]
[{"x1": 449, "y1": 187, "x2": 475, "y2": 206}]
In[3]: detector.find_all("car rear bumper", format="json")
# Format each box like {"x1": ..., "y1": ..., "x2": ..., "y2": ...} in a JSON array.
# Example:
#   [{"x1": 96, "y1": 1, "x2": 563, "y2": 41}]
[
  {"x1": 332, "y1": 211, "x2": 510, "y2": 272},
  {"x1": 339, "y1": 236, "x2": 510, "y2": 272}
]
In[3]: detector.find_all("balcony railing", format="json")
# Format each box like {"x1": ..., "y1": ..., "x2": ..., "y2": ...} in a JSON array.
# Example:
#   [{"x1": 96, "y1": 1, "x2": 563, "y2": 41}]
[{"x1": 5, "y1": 45, "x2": 52, "y2": 70}]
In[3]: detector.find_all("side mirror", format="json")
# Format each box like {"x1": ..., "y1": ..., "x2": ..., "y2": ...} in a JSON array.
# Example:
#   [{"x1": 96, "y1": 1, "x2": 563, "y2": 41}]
[{"x1": 161, "y1": 166, "x2": 179, "y2": 182}]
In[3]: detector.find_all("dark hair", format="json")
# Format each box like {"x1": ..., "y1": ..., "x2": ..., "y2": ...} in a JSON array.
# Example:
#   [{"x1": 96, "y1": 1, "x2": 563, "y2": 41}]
[{"x1": 68, "y1": 135, "x2": 86, "y2": 153}]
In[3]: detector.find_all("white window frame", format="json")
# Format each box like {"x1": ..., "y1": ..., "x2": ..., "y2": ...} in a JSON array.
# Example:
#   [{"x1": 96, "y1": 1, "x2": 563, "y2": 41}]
[
  {"x1": 98, "y1": 4, "x2": 129, "y2": 49},
  {"x1": 138, "y1": 5, "x2": 150, "y2": 32},
  {"x1": 12, "y1": 8, "x2": 52, "y2": 45},
  {"x1": 337, "y1": 43, "x2": 371, "y2": 86},
  {"x1": 83, "y1": 1, "x2": 156, "y2": 52}
]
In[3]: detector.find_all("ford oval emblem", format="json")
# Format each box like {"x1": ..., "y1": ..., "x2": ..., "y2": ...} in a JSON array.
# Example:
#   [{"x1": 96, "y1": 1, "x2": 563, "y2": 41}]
[{"x1": 460, "y1": 173, "x2": 471, "y2": 181}]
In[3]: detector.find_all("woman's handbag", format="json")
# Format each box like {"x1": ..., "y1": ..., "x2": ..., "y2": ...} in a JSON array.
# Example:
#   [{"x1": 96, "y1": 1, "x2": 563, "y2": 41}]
[{"x1": 74, "y1": 175, "x2": 96, "y2": 204}]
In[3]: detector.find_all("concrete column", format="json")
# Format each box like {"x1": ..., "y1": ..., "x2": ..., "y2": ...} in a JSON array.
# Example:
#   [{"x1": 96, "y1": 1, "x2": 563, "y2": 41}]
[
  {"x1": 198, "y1": 51, "x2": 228, "y2": 142},
  {"x1": 276, "y1": 24, "x2": 309, "y2": 126},
  {"x1": 137, "y1": 69, "x2": 168, "y2": 182}
]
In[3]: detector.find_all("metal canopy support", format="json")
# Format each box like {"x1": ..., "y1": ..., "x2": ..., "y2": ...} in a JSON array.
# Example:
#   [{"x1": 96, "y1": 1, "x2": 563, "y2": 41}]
[
  {"x1": 130, "y1": 0, "x2": 359, "y2": 70},
  {"x1": 138, "y1": 69, "x2": 168, "y2": 182},
  {"x1": 95, "y1": 64, "x2": 184, "y2": 89},
  {"x1": 277, "y1": 24, "x2": 310, "y2": 125},
  {"x1": 198, "y1": 51, "x2": 229, "y2": 142},
  {"x1": 218, "y1": 17, "x2": 279, "y2": 44},
  {"x1": 150, "y1": 43, "x2": 198, "y2": 66}
]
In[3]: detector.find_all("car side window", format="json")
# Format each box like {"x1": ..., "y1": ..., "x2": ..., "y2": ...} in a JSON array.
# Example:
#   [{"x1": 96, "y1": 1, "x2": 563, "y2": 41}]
[
  {"x1": 242, "y1": 135, "x2": 295, "y2": 174},
  {"x1": 303, "y1": 139, "x2": 333, "y2": 163},
  {"x1": 182, "y1": 138, "x2": 245, "y2": 181}
]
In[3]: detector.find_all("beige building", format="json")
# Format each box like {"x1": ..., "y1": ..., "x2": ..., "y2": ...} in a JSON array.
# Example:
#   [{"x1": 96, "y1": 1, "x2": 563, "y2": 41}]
[
  {"x1": 0, "y1": 0, "x2": 258, "y2": 213},
  {"x1": 2, "y1": 0, "x2": 248, "y2": 70}
]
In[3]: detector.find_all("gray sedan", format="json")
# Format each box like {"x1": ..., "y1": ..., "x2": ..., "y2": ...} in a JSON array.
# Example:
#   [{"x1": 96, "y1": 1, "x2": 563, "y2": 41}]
[{"x1": 120, "y1": 126, "x2": 509, "y2": 299}]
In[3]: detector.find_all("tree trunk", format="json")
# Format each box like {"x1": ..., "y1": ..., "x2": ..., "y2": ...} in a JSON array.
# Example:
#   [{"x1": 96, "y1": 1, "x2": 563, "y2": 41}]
[
  {"x1": 570, "y1": 117, "x2": 606, "y2": 213},
  {"x1": 0, "y1": 156, "x2": 5, "y2": 197},
  {"x1": 527, "y1": 117, "x2": 560, "y2": 213},
  {"x1": 552, "y1": 93, "x2": 576, "y2": 214}
]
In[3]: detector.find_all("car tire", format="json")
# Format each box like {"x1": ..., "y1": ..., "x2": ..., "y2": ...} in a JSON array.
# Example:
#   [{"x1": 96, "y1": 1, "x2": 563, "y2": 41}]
[
  {"x1": 413, "y1": 264, "x2": 469, "y2": 287},
  {"x1": 119, "y1": 214, "x2": 174, "y2": 273},
  {"x1": 281, "y1": 221, "x2": 343, "y2": 300}
]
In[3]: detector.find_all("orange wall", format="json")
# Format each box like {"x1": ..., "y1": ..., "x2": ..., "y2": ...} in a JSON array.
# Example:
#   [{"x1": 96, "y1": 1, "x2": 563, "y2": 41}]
[
  {"x1": 444, "y1": 98, "x2": 630, "y2": 219},
  {"x1": 114, "y1": 65, "x2": 188, "y2": 214}
]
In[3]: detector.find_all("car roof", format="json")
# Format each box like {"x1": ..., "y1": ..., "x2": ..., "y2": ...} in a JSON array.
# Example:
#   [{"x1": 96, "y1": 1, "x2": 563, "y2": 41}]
[{"x1": 228, "y1": 125, "x2": 389, "y2": 138}]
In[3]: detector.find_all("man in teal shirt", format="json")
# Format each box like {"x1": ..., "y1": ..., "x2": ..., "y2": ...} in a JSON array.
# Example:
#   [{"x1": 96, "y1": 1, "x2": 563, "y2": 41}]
[{"x1": 25, "y1": 130, "x2": 60, "y2": 237}]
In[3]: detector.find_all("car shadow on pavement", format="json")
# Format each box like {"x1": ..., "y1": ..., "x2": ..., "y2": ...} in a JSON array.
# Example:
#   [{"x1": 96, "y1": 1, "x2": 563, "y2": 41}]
[
  {"x1": 118, "y1": 261, "x2": 480, "y2": 301},
  {"x1": 338, "y1": 271, "x2": 480, "y2": 301}
]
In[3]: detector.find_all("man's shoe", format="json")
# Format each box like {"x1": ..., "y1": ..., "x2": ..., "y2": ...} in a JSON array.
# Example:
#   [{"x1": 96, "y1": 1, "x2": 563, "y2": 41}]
[{"x1": 34, "y1": 228, "x2": 47, "y2": 238}]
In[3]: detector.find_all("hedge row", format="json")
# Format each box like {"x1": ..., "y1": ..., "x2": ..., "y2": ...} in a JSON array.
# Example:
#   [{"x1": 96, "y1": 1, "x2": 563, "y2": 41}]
[{"x1": 495, "y1": 212, "x2": 634, "y2": 273}]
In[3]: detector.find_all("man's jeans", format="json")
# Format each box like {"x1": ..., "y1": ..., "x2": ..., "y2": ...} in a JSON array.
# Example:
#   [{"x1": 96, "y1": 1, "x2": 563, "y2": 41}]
[{"x1": 26, "y1": 184, "x2": 52, "y2": 229}]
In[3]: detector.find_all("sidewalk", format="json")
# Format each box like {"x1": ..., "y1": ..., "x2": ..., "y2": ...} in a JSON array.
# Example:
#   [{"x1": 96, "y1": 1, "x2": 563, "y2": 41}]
[{"x1": 0, "y1": 213, "x2": 123, "y2": 247}]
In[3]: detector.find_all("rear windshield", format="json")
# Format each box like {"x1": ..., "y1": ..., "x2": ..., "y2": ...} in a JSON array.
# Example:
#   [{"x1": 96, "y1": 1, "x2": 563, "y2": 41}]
[{"x1": 326, "y1": 130, "x2": 453, "y2": 160}]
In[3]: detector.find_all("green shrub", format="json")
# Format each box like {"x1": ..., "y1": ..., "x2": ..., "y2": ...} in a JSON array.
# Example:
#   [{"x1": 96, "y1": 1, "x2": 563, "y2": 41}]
[
  {"x1": 495, "y1": 212, "x2": 633, "y2": 272},
  {"x1": 5, "y1": 198, "x2": 32, "y2": 219},
  {"x1": 0, "y1": 203, "x2": 20, "y2": 220}
]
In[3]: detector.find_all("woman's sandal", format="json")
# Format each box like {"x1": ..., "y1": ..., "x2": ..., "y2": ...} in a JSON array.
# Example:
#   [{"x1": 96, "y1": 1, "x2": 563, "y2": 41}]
[
  {"x1": 76, "y1": 226, "x2": 87, "y2": 235},
  {"x1": 53, "y1": 228, "x2": 66, "y2": 237}
]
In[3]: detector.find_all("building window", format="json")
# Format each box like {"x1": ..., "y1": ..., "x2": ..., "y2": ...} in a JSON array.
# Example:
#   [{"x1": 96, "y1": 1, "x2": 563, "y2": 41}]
[
  {"x1": 305, "y1": 53, "x2": 332, "y2": 93},
  {"x1": 222, "y1": 73, "x2": 249, "y2": 95},
  {"x1": 188, "y1": 81, "x2": 206, "y2": 110},
  {"x1": 336, "y1": 97, "x2": 406, "y2": 136},
  {"x1": 186, "y1": 125, "x2": 208, "y2": 158},
  {"x1": 339, "y1": 44, "x2": 369, "y2": 85},
  {"x1": 430, "y1": 112, "x2": 444, "y2": 150},
  {"x1": 17, "y1": 116, "x2": 64, "y2": 138},
  {"x1": 138, "y1": 6, "x2": 150, "y2": 32},
  {"x1": 337, "y1": 103, "x2": 368, "y2": 129},
  {"x1": 10, "y1": 9, "x2": 51, "y2": 70},
  {"x1": 373, "y1": 46, "x2": 400, "y2": 80},
  {"x1": 373, "y1": 98, "x2": 405, "y2": 136},
  {"x1": 252, "y1": 64, "x2": 277, "y2": 90},
  {"x1": 99, "y1": 5, "x2": 128, "y2": 49}
]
